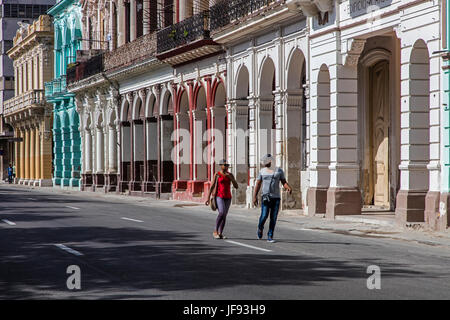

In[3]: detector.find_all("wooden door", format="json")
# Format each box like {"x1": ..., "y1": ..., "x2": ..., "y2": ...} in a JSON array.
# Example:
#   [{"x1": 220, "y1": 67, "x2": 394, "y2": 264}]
[{"x1": 370, "y1": 61, "x2": 390, "y2": 207}]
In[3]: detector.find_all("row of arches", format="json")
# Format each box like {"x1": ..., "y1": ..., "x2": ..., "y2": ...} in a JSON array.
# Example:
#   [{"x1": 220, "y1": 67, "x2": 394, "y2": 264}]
[
  {"x1": 231, "y1": 48, "x2": 307, "y2": 207},
  {"x1": 171, "y1": 77, "x2": 227, "y2": 200},
  {"x1": 118, "y1": 86, "x2": 174, "y2": 194}
]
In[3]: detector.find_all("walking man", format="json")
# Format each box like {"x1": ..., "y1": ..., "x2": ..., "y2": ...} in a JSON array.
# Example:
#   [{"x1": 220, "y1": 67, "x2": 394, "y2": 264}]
[{"x1": 253, "y1": 154, "x2": 292, "y2": 243}]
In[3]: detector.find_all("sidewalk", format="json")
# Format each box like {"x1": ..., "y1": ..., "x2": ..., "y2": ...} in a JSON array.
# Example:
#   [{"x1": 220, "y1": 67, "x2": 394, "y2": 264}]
[{"x1": 3, "y1": 183, "x2": 450, "y2": 249}]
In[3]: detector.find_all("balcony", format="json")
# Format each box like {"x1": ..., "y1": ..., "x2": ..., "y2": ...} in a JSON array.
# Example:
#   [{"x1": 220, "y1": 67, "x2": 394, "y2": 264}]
[
  {"x1": 210, "y1": 0, "x2": 277, "y2": 30},
  {"x1": 104, "y1": 32, "x2": 157, "y2": 72},
  {"x1": 67, "y1": 53, "x2": 104, "y2": 85},
  {"x1": 210, "y1": 0, "x2": 296, "y2": 44},
  {"x1": 3, "y1": 90, "x2": 46, "y2": 117},
  {"x1": 156, "y1": 11, "x2": 222, "y2": 66},
  {"x1": 45, "y1": 75, "x2": 67, "y2": 98}
]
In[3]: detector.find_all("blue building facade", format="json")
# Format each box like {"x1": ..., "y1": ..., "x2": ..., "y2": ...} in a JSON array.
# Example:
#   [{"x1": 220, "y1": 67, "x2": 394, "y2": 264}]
[{"x1": 45, "y1": 0, "x2": 82, "y2": 187}]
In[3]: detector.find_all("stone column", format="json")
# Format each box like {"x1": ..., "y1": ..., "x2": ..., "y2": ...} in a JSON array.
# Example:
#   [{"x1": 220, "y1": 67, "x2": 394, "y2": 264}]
[
  {"x1": 85, "y1": 128, "x2": 92, "y2": 174},
  {"x1": 143, "y1": 0, "x2": 150, "y2": 35},
  {"x1": 108, "y1": 124, "x2": 117, "y2": 173},
  {"x1": 35, "y1": 125, "x2": 41, "y2": 185},
  {"x1": 19, "y1": 128, "x2": 25, "y2": 182},
  {"x1": 118, "y1": 0, "x2": 126, "y2": 46},
  {"x1": 130, "y1": 0, "x2": 137, "y2": 41},
  {"x1": 30, "y1": 127, "x2": 35, "y2": 183},
  {"x1": 24, "y1": 128, "x2": 30, "y2": 182},
  {"x1": 247, "y1": 96, "x2": 258, "y2": 208},
  {"x1": 96, "y1": 126, "x2": 104, "y2": 174},
  {"x1": 110, "y1": 0, "x2": 117, "y2": 50}
]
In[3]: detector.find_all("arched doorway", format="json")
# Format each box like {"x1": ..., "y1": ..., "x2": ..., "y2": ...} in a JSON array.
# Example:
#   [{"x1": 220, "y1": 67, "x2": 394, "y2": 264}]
[
  {"x1": 119, "y1": 99, "x2": 131, "y2": 192},
  {"x1": 359, "y1": 42, "x2": 400, "y2": 211},
  {"x1": 211, "y1": 81, "x2": 227, "y2": 177},
  {"x1": 177, "y1": 90, "x2": 190, "y2": 181},
  {"x1": 132, "y1": 95, "x2": 145, "y2": 191},
  {"x1": 233, "y1": 65, "x2": 250, "y2": 204},
  {"x1": 160, "y1": 89, "x2": 174, "y2": 194},
  {"x1": 285, "y1": 48, "x2": 307, "y2": 209},
  {"x1": 145, "y1": 93, "x2": 158, "y2": 191},
  {"x1": 258, "y1": 57, "x2": 276, "y2": 160},
  {"x1": 194, "y1": 85, "x2": 207, "y2": 181}
]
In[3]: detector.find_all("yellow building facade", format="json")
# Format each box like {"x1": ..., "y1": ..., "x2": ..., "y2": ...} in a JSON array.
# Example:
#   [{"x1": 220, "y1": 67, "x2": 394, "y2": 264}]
[{"x1": 3, "y1": 15, "x2": 54, "y2": 187}]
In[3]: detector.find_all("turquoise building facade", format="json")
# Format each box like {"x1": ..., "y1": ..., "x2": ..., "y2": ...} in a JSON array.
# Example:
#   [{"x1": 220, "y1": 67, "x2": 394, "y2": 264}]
[{"x1": 45, "y1": 0, "x2": 82, "y2": 187}]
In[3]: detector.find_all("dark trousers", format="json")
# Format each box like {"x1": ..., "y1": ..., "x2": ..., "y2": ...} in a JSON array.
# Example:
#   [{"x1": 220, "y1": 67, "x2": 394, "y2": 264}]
[{"x1": 258, "y1": 198, "x2": 281, "y2": 238}]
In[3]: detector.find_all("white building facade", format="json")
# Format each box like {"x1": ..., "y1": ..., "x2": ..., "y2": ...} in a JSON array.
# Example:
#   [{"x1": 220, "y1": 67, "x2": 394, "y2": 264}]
[{"x1": 303, "y1": 0, "x2": 443, "y2": 225}]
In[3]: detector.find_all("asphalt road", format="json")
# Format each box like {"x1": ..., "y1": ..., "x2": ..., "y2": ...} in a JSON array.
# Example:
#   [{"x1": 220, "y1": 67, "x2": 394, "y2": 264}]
[{"x1": 1, "y1": 185, "x2": 450, "y2": 300}]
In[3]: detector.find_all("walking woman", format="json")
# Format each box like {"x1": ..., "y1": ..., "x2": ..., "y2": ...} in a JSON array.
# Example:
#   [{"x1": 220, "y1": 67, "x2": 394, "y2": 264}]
[{"x1": 205, "y1": 159, "x2": 238, "y2": 239}]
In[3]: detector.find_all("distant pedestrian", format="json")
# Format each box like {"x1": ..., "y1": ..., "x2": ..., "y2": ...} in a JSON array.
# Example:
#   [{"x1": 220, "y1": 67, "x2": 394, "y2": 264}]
[
  {"x1": 7, "y1": 164, "x2": 13, "y2": 184},
  {"x1": 253, "y1": 154, "x2": 292, "y2": 243},
  {"x1": 205, "y1": 159, "x2": 238, "y2": 239}
]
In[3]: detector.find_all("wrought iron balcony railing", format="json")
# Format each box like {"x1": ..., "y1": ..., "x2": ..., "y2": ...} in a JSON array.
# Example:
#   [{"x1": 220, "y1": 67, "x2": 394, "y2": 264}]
[
  {"x1": 157, "y1": 11, "x2": 210, "y2": 54},
  {"x1": 45, "y1": 75, "x2": 67, "y2": 98},
  {"x1": 3, "y1": 90, "x2": 46, "y2": 115},
  {"x1": 67, "y1": 53, "x2": 104, "y2": 85},
  {"x1": 210, "y1": 0, "x2": 279, "y2": 31}
]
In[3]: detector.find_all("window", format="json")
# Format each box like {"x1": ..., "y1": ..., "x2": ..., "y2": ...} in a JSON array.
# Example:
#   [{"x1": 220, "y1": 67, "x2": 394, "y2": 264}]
[{"x1": 2, "y1": 4, "x2": 53, "y2": 18}]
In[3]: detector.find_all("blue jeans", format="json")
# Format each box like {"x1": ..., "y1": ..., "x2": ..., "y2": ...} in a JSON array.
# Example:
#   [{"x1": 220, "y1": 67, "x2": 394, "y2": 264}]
[{"x1": 258, "y1": 198, "x2": 281, "y2": 238}]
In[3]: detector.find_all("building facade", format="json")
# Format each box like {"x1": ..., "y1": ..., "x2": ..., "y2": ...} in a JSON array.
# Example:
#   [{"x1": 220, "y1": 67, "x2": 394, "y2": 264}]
[
  {"x1": 3, "y1": 15, "x2": 54, "y2": 186},
  {"x1": 0, "y1": 0, "x2": 55, "y2": 181},
  {"x1": 299, "y1": 0, "x2": 443, "y2": 228},
  {"x1": 45, "y1": 0, "x2": 82, "y2": 188},
  {"x1": 68, "y1": 0, "x2": 176, "y2": 197}
]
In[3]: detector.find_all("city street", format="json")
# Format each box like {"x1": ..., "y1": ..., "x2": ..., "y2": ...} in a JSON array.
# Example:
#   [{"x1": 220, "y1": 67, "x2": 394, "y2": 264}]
[{"x1": 1, "y1": 184, "x2": 450, "y2": 300}]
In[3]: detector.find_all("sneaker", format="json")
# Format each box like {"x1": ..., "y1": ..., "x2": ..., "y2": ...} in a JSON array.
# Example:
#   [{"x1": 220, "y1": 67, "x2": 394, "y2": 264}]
[
  {"x1": 267, "y1": 237, "x2": 276, "y2": 243},
  {"x1": 257, "y1": 229, "x2": 263, "y2": 240},
  {"x1": 219, "y1": 234, "x2": 227, "y2": 239},
  {"x1": 213, "y1": 232, "x2": 220, "y2": 239}
]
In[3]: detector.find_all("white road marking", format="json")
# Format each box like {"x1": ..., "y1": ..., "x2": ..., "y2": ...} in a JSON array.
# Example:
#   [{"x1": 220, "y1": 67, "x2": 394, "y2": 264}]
[
  {"x1": 27, "y1": 198, "x2": 37, "y2": 201},
  {"x1": 55, "y1": 244, "x2": 84, "y2": 256},
  {"x1": 2, "y1": 219, "x2": 16, "y2": 226},
  {"x1": 299, "y1": 228, "x2": 324, "y2": 232},
  {"x1": 225, "y1": 240, "x2": 272, "y2": 253},
  {"x1": 121, "y1": 217, "x2": 144, "y2": 223},
  {"x1": 65, "y1": 206, "x2": 80, "y2": 210}
]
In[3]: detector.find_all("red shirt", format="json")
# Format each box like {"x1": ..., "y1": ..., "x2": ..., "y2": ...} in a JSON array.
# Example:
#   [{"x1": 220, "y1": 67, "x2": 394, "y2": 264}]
[{"x1": 216, "y1": 172, "x2": 232, "y2": 199}]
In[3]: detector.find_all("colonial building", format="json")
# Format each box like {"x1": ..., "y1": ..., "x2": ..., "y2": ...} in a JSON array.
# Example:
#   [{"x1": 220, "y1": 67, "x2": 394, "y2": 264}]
[
  {"x1": 294, "y1": 0, "x2": 443, "y2": 228},
  {"x1": 45, "y1": 0, "x2": 82, "y2": 188},
  {"x1": 0, "y1": 0, "x2": 55, "y2": 181},
  {"x1": 3, "y1": 15, "x2": 54, "y2": 187},
  {"x1": 67, "y1": 0, "x2": 176, "y2": 197}
]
